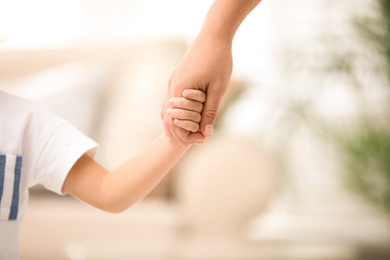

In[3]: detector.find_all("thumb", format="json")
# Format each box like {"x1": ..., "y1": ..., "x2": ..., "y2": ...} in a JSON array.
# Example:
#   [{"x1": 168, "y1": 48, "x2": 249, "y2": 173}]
[{"x1": 200, "y1": 87, "x2": 224, "y2": 137}]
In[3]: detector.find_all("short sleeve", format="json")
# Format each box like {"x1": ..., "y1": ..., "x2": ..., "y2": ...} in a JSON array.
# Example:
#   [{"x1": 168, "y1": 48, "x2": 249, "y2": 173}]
[{"x1": 28, "y1": 103, "x2": 98, "y2": 195}]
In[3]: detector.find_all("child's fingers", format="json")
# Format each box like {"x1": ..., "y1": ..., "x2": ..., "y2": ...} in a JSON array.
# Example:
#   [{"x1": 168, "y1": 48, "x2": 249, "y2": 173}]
[
  {"x1": 174, "y1": 127, "x2": 205, "y2": 146},
  {"x1": 169, "y1": 98, "x2": 203, "y2": 113},
  {"x1": 167, "y1": 108, "x2": 201, "y2": 123},
  {"x1": 183, "y1": 89, "x2": 206, "y2": 103},
  {"x1": 177, "y1": 129, "x2": 205, "y2": 144},
  {"x1": 174, "y1": 119, "x2": 200, "y2": 132}
]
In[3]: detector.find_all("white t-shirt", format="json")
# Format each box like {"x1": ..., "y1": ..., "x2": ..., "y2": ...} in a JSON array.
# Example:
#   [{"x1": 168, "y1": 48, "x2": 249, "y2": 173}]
[{"x1": 0, "y1": 91, "x2": 98, "y2": 259}]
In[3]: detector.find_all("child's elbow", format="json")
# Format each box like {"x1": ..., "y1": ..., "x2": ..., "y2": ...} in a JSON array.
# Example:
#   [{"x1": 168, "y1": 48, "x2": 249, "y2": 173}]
[
  {"x1": 97, "y1": 181, "x2": 138, "y2": 213},
  {"x1": 97, "y1": 198, "x2": 134, "y2": 214},
  {"x1": 100, "y1": 205, "x2": 126, "y2": 214}
]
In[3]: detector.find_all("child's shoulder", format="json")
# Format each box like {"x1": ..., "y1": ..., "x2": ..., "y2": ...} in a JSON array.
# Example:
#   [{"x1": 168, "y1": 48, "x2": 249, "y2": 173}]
[
  {"x1": 0, "y1": 91, "x2": 45, "y2": 155},
  {"x1": 0, "y1": 90, "x2": 54, "y2": 127},
  {"x1": 0, "y1": 91, "x2": 39, "y2": 111}
]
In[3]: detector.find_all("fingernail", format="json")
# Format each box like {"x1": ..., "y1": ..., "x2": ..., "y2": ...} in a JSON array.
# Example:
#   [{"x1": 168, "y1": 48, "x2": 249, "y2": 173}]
[
  {"x1": 169, "y1": 99, "x2": 174, "y2": 106},
  {"x1": 205, "y1": 124, "x2": 213, "y2": 136},
  {"x1": 167, "y1": 108, "x2": 173, "y2": 115},
  {"x1": 174, "y1": 119, "x2": 181, "y2": 125},
  {"x1": 183, "y1": 90, "x2": 190, "y2": 98}
]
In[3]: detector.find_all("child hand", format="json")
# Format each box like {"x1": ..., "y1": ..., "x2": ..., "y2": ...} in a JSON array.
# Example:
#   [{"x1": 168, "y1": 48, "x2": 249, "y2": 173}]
[{"x1": 167, "y1": 89, "x2": 206, "y2": 133}]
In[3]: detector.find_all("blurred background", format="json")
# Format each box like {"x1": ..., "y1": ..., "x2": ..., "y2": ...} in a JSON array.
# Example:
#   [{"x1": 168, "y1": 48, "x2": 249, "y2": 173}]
[{"x1": 1, "y1": 0, "x2": 390, "y2": 259}]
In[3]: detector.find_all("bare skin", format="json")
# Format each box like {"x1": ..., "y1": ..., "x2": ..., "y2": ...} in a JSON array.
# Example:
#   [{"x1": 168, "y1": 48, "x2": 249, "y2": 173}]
[
  {"x1": 162, "y1": 0, "x2": 262, "y2": 146},
  {"x1": 62, "y1": 90, "x2": 205, "y2": 213}
]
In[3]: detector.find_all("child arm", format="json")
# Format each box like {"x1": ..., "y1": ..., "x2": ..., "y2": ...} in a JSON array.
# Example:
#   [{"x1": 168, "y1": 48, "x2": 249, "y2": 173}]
[
  {"x1": 62, "y1": 134, "x2": 187, "y2": 213},
  {"x1": 62, "y1": 90, "x2": 205, "y2": 213}
]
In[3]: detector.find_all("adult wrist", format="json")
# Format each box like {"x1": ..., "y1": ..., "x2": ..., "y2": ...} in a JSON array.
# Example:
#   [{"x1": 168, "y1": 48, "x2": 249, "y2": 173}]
[{"x1": 198, "y1": 13, "x2": 236, "y2": 44}]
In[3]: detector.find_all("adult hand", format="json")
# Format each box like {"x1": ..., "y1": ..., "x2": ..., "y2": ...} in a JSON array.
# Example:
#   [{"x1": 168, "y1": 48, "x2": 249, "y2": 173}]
[
  {"x1": 161, "y1": 0, "x2": 261, "y2": 146},
  {"x1": 161, "y1": 35, "x2": 233, "y2": 146}
]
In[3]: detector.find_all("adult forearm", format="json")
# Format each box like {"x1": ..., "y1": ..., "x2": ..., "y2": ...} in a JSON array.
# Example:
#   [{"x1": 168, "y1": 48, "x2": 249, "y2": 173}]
[
  {"x1": 100, "y1": 134, "x2": 188, "y2": 213},
  {"x1": 199, "y1": 0, "x2": 262, "y2": 42}
]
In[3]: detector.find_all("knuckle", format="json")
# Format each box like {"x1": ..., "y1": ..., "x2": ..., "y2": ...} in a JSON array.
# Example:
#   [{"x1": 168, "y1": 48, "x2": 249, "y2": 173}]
[
  {"x1": 182, "y1": 122, "x2": 192, "y2": 131},
  {"x1": 184, "y1": 121, "x2": 198, "y2": 132},
  {"x1": 194, "y1": 92, "x2": 203, "y2": 102},
  {"x1": 192, "y1": 89, "x2": 200, "y2": 94},
  {"x1": 203, "y1": 109, "x2": 218, "y2": 119},
  {"x1": 200, "y1": 92, "x2": 206, "y2": 102},
  {"x1": 182, "y1": 124, "x2": 192, "y2": 132},
  {"x1": 196, "y1": 103, "x2": 204, "y2": 112},
  {"x1": 195, "y1": 113, "x2": 202, "y2": 123},
  {"x1": 191, "y1": 123, "x2": 200, "y2": 132}
]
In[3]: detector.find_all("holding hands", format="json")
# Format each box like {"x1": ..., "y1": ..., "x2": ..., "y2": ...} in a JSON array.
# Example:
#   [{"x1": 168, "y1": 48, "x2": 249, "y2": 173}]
[
  {"x1": 161, "y1": 35, "x2": 232, "y2": 147},
  {"x1": 166, "y1": 89, "x2": 207, "y2": 146},
  {"x1": 161, "y1": 0, "x2": 261, "y2": 146}
]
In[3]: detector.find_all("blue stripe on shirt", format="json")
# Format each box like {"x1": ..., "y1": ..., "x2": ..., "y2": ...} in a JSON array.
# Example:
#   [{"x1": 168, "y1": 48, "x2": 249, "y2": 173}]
[
  {"x1": 9, "y1": 156, "x2": 22, "y2": 220},
  {"x1": 0, "y1": 155, "x2": 5, "y2": 209}
]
